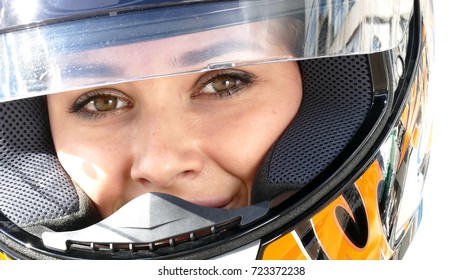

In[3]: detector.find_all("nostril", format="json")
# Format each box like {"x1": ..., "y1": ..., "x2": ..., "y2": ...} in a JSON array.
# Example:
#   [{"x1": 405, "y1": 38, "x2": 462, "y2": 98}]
[
  {"x1": 178, "y1": 169, "x2": 198, "y2": 179},
  {"x1": 129, "y1": 139, "x2": 206, "y2": 190},
  {"x1": 137, "y1": 177, "x2": 151, "y2": 185},
  {"x1": 133, "y1": 168, "x2": 200, "y2": 190}
]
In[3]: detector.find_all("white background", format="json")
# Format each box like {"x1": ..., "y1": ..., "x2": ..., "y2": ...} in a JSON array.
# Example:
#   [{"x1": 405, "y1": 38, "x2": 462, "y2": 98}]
[{"x1": 404, "y1": 0, "x2": 462, "y2": 269}]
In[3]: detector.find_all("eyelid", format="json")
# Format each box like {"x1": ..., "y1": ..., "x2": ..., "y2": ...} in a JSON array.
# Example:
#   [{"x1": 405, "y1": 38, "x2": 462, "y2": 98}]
[
  {"x1": 196, "y1": 69, "x2": 254, "y2": 88},
  {"x1": 192, "y1": 69, "x2": 255, "y2": 99}
]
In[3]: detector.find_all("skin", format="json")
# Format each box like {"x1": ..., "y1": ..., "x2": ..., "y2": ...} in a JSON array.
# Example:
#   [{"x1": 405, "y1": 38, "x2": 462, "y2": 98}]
[{"x1": 47, "y1": 24, "x2": 303, "y2": 219}]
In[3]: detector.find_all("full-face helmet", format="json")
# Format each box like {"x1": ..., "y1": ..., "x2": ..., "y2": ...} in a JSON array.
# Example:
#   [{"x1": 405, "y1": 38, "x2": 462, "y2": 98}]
[{"x1": 0, "y1": 0, "x2": 434, "y2": 260}]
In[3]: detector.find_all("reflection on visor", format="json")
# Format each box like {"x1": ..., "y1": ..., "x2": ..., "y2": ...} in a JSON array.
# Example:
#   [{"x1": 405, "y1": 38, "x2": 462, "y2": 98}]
[{"x1": 0, "y1": 0, "x2": 413, "y2": 101}]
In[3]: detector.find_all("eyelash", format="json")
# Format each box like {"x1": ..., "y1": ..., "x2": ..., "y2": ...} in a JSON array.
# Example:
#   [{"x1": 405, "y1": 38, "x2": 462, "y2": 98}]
[{"x1": 192, "y1": 70, "x2": 255, "y2": 99}]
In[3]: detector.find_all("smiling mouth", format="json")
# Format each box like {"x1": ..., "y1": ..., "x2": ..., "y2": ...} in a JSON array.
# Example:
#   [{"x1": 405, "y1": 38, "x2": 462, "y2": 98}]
[{"x1": 190, "y1": 197, "x2": 234, "y2": 209}]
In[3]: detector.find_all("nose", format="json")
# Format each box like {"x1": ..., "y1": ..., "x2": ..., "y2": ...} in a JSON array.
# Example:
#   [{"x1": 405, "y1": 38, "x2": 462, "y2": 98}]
[{"x1": 129, "y1": 103, "x2": 205, "y2": 191}]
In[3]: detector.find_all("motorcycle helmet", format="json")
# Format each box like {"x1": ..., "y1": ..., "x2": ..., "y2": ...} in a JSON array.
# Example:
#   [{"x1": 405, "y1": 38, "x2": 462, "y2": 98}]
[{"x1": 0, "y1": 0, "x2": 434, "y2": 260}]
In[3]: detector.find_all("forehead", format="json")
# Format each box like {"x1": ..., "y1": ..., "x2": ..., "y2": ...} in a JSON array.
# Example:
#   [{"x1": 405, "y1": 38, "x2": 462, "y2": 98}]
[{"x1": 55, "y1": 21, "x2": 293, "y2": 87}]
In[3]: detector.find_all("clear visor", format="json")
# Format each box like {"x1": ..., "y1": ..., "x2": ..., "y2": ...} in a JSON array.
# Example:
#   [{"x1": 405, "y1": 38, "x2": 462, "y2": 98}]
[{"x1": 0, "y1": 0, "x2": 413, "y2": 102}]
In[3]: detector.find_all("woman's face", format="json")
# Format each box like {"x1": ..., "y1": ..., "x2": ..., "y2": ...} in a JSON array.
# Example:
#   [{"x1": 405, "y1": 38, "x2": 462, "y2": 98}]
[{"x1": 47, "y1": 25, "x2": 302, "y2": 218}]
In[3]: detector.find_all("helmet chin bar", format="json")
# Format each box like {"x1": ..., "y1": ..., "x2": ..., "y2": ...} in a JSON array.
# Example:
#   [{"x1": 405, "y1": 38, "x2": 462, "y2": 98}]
[{"x1": 42, "y1": 192, "x2": 269, "y2": 252}]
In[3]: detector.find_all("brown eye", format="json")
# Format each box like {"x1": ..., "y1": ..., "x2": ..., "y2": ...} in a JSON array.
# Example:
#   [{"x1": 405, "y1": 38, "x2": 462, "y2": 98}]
[
  {"x1": 93, "y1": 95, "x2": 119, "y2": 111},
  {"x1": 69, "y1": 89, "x2": 132, "y2": 119},
  {"x1": 208, "y1": 76, "x2": 238, "y2": 92},
  {"x1": 195, "y1": 70, "x2": 255, "y2": 99}
]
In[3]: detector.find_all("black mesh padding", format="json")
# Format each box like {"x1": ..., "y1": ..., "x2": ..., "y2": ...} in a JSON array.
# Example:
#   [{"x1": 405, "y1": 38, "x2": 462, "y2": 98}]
[
  {"x1": 252, "y1": 55, "x2": 373, "y2": 203},
  {"x1": 0, "y1": 97, "x2": 99, "y2": 231}
]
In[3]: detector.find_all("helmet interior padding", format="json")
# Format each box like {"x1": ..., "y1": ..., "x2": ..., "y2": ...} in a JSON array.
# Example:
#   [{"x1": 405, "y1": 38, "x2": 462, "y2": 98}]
[
  {"x1": 252, "y1": 55, "x2": 372, "y2": 203},
  {"x1": 0, "y1": 97, "x2": 100, "y2": 232}
]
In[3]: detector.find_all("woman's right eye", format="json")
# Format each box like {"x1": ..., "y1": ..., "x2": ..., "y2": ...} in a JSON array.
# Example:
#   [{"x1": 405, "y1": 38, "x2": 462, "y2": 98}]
[
  {"x1": 85, "y1": 95, "x2": 129, "y2": 112},
  {"x1": 69, "y1": 89, "x2": 132, "y2": 118}
]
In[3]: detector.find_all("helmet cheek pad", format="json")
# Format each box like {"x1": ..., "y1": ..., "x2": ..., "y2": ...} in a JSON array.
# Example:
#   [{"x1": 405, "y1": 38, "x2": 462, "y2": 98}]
[
  {"x1": 252, "y1": 55, "x2": 373, "y2": 204},
  {"x1": 0, "y1": 97, "x2": 100, "y2": 233}
]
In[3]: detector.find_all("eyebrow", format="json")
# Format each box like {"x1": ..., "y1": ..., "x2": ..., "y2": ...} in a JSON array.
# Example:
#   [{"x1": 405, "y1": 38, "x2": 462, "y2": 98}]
[
  {"x1": 61, "y1": 41, "x2": 260, "y2": 79},
  {"x1": 174, "y1": 41, "x2": 261, "y2": 67}
]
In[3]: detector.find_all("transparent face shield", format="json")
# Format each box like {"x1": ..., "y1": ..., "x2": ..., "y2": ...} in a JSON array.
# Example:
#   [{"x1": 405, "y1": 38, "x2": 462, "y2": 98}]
[{"x1": 0, "y1": 0, "x2": 413, "y2": 102}]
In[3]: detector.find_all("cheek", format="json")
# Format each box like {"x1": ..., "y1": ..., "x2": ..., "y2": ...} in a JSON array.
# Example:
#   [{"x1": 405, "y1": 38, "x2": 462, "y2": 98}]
[
  {"x1": 204, "y1": 82, "x2": 302, "y2": 184},
  {"x1": 48, "y1": 115, "x2": 130, "y2": 204},
  {"x1": 57, "y1": 151, "x2": 106, "y2": 191},
  {"x1": 47, "y1": 96, "x2": 130, "y2": 186},
  {"x1": 54, "y1": 136, "x2": 131, "y2": 216},
  {"x1": 56, "y1": 144, "x2": 119, "y2": 184}
]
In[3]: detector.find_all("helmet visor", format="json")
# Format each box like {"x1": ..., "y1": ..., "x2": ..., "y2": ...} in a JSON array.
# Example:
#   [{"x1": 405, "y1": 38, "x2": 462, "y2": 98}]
[{"x1": 0, "y1": 0, "x2": 413, "y2": 102}]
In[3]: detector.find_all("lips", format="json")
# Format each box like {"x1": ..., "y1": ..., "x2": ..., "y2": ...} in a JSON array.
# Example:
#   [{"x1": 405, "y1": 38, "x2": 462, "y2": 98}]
[{"x1": 190, "y1": 197, "x2": 233, "y2": 209}]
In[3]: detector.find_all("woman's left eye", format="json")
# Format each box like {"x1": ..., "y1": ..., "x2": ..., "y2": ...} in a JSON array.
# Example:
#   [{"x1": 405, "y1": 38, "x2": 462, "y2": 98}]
[
  {"x1": 194, "y1": 71, "x2": 255, "y2": 99},
  {"x1": 202, "y1": 76, "x2": 240, "y2": 93}
]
